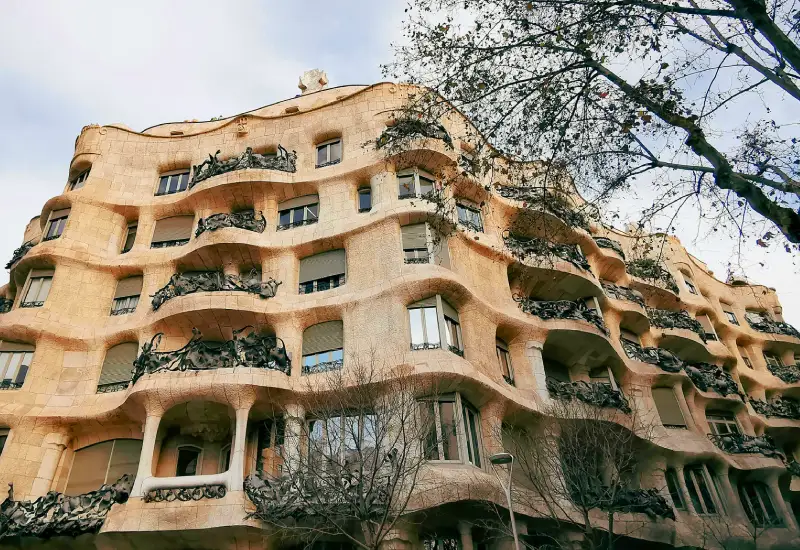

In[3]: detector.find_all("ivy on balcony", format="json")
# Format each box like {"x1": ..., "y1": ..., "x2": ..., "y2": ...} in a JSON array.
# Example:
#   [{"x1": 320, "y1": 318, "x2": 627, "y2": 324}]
[
  {"x1": 647, "y1": 308, "x2": 707, "y2": 342},
  {"x1": 0, "y1": 474, "x2": 132, "y2": 539},
  {"x1": 546, "y1": 378, "x2": 631, "y2": 413},
  {"x1": 151, "y1": 271, "x2": 280, "y2": 311},
  {"x1": 707, "y1": 433, "x2": 784, "y2": 460},
  {"x1": 5, "y1": 241, "x2": 34, "y2": 270},
  {"x1": 195, "y1": 210, "x2": 267, "y2": 238},
  {"x1": 750, "y1": 397, "x2": 800, "y2": 420},
  {"x1": 504, "y1": 231, "x2": 591, "y2": 272},
  {"x1": 376, "y1": 116, "x2": 453, "y2": 150},
  {"x1": 626, "y1": 259, "x2": 679, "y2": 294},
  {"x1": 593, "y1": 236, "x2": 625, "y2": 259},
  {"x1": 601, "y1": 282, "x2": 644, "y2": 307},
  {"x1": 131, "y1": 327, "x2": 290, "y2": 384},
  {"x1": 746, "y1": 314, "x2": 800, "y2": 339},
  {"x1": 190, "y1": 145, "x2": 297, "y2": 187},
  {"x1": 495, "y1": 185, "x2": 590, "y2": 231},
  {"x1": 516, "y1": 296, "x2": 607, "y2": 334},
  {"x1": 620, "y1": 340, "x2": 682, "y2": 373}
]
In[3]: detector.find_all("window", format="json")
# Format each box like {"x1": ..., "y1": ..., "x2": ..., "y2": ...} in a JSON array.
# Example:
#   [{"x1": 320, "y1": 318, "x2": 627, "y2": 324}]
[
  {"x1": 746, "y1": 310, "x2": 769, "y2": 324},
  {"x1": 496, "y1": 338, "x2": 514, "y2": 385},
  {"x1": 402, "y1": 223, "x2": 430, "y2": 264},
  {"x1": 423, "y1": 535, "x2": 460, "y2": 550},
  {"x1": 683, "y1": 275, "x2": 698, "y2": 295},
  {"x1": 44, "y1": 209, "x2": 70, "y2": 241},
  {"x1": 739, "y1": 481, "x2": 783, "y2": 527},
  {"x1": 302, "y1": 321, "x2": 344, "y2": 374},
  {"x1": 419, "y1": 394, "x2": 482, "y2": 466},
  {"x1": 620, "y1": 329, "x2": 640, "y2": 346},
  {"x1": 219, "y1": 444, "x2": 231, "y2": 472},
  {"x1": 462, "y1": 402, "x2": 482, "y2": 467},
  {"x1": 256, "y1": 418, "x2": 285, "y2": 475},
  {"x1": 64, "y1": 439, "x2": 142, "y2": 495},
  {"x1": 0, "y1": 343, "x2": 34, "y2": 389},
  {"x1": 156, "y1": 170, "x2": 190, "y2": 196},
  {"x1": 277, "y1": 195, "x2": 319, "y2": 230},
  {"x1": 408, "y1": 297, "x2": 441, "y2": 350},
  {"x1": 697, "y1": 315, "x2": 717, "y2": 341},
  {"x1": 738, "y1": 346, "x2": 752, "y2": 368},
  {"x1": 442, "y1": 300, "x2": 463, "y2": 356},
  {"x1": 652, "y1": 387, "x2": 687, "y2": 429},
  {"x1": 307, "y1": 412, "x2": 377, "y2": 468},
  {"x1": 684, "y1": 465, "x2": 719, "y2": 515},
  {"x1": 299, "y1": 250, "x2": 346, "y2": 294},
  {"x1": 397, "y1": 168, "x2": 435, "y2": 199},
  {"x1": 68, "y1": 168, "x2": 90, "y2": 191},
  {"x1": 151, "y1": 216, "x2": 193, "y2": 248},
  {"x1": 665, "y1": 469, "x2": 686, "y2": 510},
  {"x1": 0, "y1": 428, "x2": 7, "y2": 456},
  {"x1": 21, "y1": 270, "x2": 53, "y2": 307},
  {"x1": 764, "y1": 353, "x2": 782, "y2": 369},
  {"x1": 316, "y1": 138, "x2": 342, "y2": 168},
  {"x1": 456, "y1": 203, "x2": 483, "y2": 232},
  {"x1": 97, "y1": 342, "x2": 138, "y2": 392},
  {"x1": 706, "y1": 410, "x2": 740, "y2": 435},
  {"x1": 176, "y1": 446, "x2": 202, "y2": 476},
  {"x1": 723, "y1": 309, "x2": 739, "y2": 325},
  {"x1": 121, "y1": 224, "x2": 137, "y2": 254},
  {"x1": 358, "y1": 187, "x2": 372, "y2": 212},
  {"x1": 111, "y1": 276, "x2": 142, "y2": 316}
]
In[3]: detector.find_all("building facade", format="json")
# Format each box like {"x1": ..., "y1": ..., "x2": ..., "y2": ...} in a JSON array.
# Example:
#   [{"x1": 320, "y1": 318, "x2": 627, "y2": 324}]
[{"x1": 0, "y1": 77, "x2": 799, "y2": 549}]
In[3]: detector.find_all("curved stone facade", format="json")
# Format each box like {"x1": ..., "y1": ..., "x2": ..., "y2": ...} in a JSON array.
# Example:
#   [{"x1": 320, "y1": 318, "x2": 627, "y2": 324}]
[{"x1": 0, "y1": 82, "x2": 798, "y2": 549}]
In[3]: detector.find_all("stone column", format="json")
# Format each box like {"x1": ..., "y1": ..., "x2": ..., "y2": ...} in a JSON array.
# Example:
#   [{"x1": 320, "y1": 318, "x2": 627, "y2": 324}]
[
  {"x1": 228, "y1": 405, "x2": 252, "y2": 492},
  {"x1": 131, "y1": 414, "x2": 162, "y2": 497},
  {"x1": 283, "y1": 403, "x2": 305, "y2": 473},
  {"x1": 29, "y1": 432, "x2": 69, "y2": 497},
  {"x1": 525, "y1": 341, "x2": 548, "y2": 405},
  {"x1": 480, "y1": 399, "x2": 506, "y2": 459},
  {"x1": 674, "y1": 466, "x2": 696, "y2": 516},
  {"x1": 672, "y1": 382, "x2": 699, "y2": 432},
  {"x1": 715, "y1": 468, "x2": 747, "y2": 522},
  {"x1": 458, "y1": 521, "x2": 474, "y2": 550},
  {"x1": 767, "y1": 477, "x2": 798, "y2": 530}
]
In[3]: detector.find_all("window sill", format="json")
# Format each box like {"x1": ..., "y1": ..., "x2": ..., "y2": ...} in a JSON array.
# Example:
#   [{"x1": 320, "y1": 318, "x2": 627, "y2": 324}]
[
  {"x1": 154, "y1": 190, "x2": 187, "y2": 197},
  {"x1": 448, "y1": 345, "x2": 464, "y2": 357},
  {"x1": 411, "y1": 343, "x2": 441, "y2": 351},
  {"x1": 277, "y1": 219, "x2": 318, "y2": 231}
]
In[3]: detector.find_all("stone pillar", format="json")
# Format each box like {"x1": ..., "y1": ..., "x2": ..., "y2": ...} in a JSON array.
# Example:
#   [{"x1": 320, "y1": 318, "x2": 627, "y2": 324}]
[
  {"x1": 29, "y1": 432, "x2": 69, "y2": 497},
  {"x1": 228, "y1": 405, "x2": 252, "y2": 492},
  {"x1": 715, "y1": 468, "x2": 747, "y2": 522},
  {"x1": 525, "y1": 341, "x2": 548, "y2": 405},
  {"x1": 480, "y1": 399, "x2": 506, "y2": 459},
  {"x1": 674, "y1": 466, "x2": 696, "y2": 517},
  {"x1": 283, "y1": 403, "x2": 305, "y2": 473},
  {"x1": 458, "y1": 521, "x2": 474, "y2": 550},
  {"x1": 767, "y1": 477, "x2": 798, "y2": 530},
  {"x1": 131, "y1": 414, "x2": 162, "y2": 497},
  {"x1": 672, "y1": 382, "x2": 699, "y2": 432}
]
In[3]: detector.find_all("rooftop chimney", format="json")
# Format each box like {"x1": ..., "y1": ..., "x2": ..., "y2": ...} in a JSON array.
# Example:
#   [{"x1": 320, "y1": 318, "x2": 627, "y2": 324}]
[{"x1": 298, "y1": 69, "x2": 329, "y2": 95}]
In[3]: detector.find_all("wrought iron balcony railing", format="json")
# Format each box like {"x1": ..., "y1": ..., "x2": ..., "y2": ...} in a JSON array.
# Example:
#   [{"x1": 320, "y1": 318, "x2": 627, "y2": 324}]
[
  {"x1": 787, "y1": 461, "x2": 800, "y2": 477},
  {"x1": 494, "y1": 185, "x2": 591, "y2": 231},
  {"x1": 277, "y1": 218, "x2": 318, "y2": 231},
  {"x1": 5, "y1": 241, "x2": 34, "y2": 269},
  {"x1": 191, "y1": 145, "x2": 296, "y2": 187},
  {"x1": 132, "y1": 327, "x2": 290, "y2": 384},
  {"x1": 683, "y1": 362, "x2": 743, "y2": 398},
  {"x1": 546, "y1": 378, "x2": 631, "y2": 413},
  {"x1": 746, "y1": 316, "x2": 800, "y2": 339},
  {"x1": 750, "y1": 397, "x2": 800, "y2": 420},
  {"x1": 601, "y1": 282, "x2": 645, "y2": 307},
  {"x1": 647, "y1": 308, "x2": 707, "y2": 342},
  {"x1": 516, "y1": 296, "x2": 607, "y2": 334},
  {"x1": 593, "y1": 236, "x2": 626, "y2": 259},
  {"x1": 376, "y1": 117, "x2": 453, "y2": 150},
  {"x1": 301, "y1": 359, "x2": 344, "y2": 375},
  {"x1": 195, "y1": 210, "x2": 267, "y2": 238},
  {"x1": 96, "y1": 381, "x2": 131, "y2": 394},
  {"x1": 707, "y1": 433, "x2": 784, "y2": 459},
  {"x1": 150, "y1": 239, "x2": 190, "y2": 249},
  {"x1": 768, "y1": 362, "x2": 800, "y2": 384},
  {"x1": 620, "y1": 340, "x2": 682, "y2": 373},
  {"x1": 144, "y1": 485, "x2": 226, "y2": 503},
  {"x1": 151, "y1": 271, "x2": 280, "y2": 311},
  {"x1": 20, "y1": 301, "x2": 44, "y2": 308},
  {"x1": 504, "y1": 231, "x2": 591, "y2": 272},
  {"x1": 0, "y1": 298, "x2": 12, "y2": 314},
  {"x1": 626, "y1": 259, "x2": 680, "y2": 294},
  {"x1": 583, "y1": 486, "x2": 675, "y2": 520}
]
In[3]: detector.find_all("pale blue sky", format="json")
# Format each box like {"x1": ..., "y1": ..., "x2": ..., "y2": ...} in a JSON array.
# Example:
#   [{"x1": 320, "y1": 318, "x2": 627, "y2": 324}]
[{"x1": 0, "y1": 0, "x2": 797, "y2": 326}]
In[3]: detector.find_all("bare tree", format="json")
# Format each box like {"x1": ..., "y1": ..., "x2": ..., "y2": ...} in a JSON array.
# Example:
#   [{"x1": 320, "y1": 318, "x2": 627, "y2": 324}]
[
  {"x1": 387, "y1": 0, "x2": 800, "y2": 254},
  {"x1": 244, "y1": 352, "x2": 439, "y2": 550}
]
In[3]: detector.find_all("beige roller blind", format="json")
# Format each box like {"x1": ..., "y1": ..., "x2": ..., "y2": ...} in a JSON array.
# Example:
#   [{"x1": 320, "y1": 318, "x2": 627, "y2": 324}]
[
  {"x1": 697, "y1": 315, "x2": 714, "y2": 333},
  {"x1": 105, "y1": 439, "x2": 142, "y2": 484},
  {"x1": 151, "y1": 216, "x2": 194, "y2": 243},
  {"x1": 29, "y1": 269, "x2": 55, "y2": 278},
  {"x1": 98, "y1": 343, "x2": 138, "y2": 386},
  {"x1": 442, "y1": 299, "x2": 459, "y2": 321},
  {"x1": 303, "y1": 321, "x2": 344, "y2": 355},
  {"x1": 652, "y1": 387, "x2": 686, "y2": 427},
  {"x1": 401, "y1": 224, "x2": 427, "y2": 249},
  {"x1": 278, "y1": 194, "x2": 319, "y2": 211},
  {"x1": 0, "y1": 341, "x2": 35, "y2": 352},
  {"x1": 114, "y1": 276, "x2": 143, "y2": 299},
  {"x1": 409, "y1": 296, "x2": 437, "y2": 308},
  {"x1": 49, "y1": 208, "x2": 71, "y2": 220},
  {"x1": 65, "y1": 441, "x2": 113, "y2": 495},
  {"x1": 299, "y1": 250, "x2": 346, "y2": 284}
]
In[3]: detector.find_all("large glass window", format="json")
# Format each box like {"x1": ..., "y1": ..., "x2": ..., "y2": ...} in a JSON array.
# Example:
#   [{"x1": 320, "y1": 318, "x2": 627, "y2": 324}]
[
  {"x1": 444, "y1": 315, "x2": 463, "y2": 355},
  {"x1": 358, "y1": 187, "x2": 372, "y2": 212},
  {"x1": 665, "y1": 468, "x2": 686, "y2": 510},
  {"x1": 278, "y1": 195, "x2": 319, "y2": 230},
  {"x1": 706, "y1": 410, "x2": 740, "y2": 435},
  {"x1": 97, "y1": 342, "x2": 138, "y2": 392},
  {"x1": 299, "y1": 250, "x2": 346, "y2": 295},
  {"x1": 307, "y1": 413, "x2": 378, "y2": 468},
  {"x1": 684, "y1": 465, "x2": 719, "y2": 515},
  {"x1": 316, "y1": 139, "x2": 342, "y2": 168},
  {"x1": 652, "y1": 387, "x2": 687, "y2": 429},
  {"x1": 697, "y1": 315, "x2": 718, "y2": 341},
  {"x1": 402, "y1": 223, "x2": 430, "y2": 264},
  {"x1": 156, "y1": 171, "x2": 190, "y2": 196},
  {"x1": 21, "y1": 273, "x2": 53, "y2": 308},
  {"x1": 0, "y1": 347, "x2": 33, "y2": 389},
  {"x1": 65, "y1": 439, "x2": 142, "y2": 495},
  {"x1": 456, "y1": 203, "x2": 483, "y2": 232},
  {"x1": 764, "y1": 353, "x2": 783, "y2": 369},
  {"x1": 419, "y1": 394, "x2": 482, "y2": 467},
  {"x1": 68, "y1": 168, "x2": 90, "y2": 191},
  {"x1": 150, "y1": 216, "x2": 194, "y2": 248},
  {"x1": 723, "y1": 309, "x2": 739, "y2": 325},
  {"x1": 409, "y1": 303, "x2": 441, "y2": 350},
  {"x1": 302, "y1": 321, "x2": 344, "y2": 374},
  {"x1": 44, "y1": 210, "x2": 69, "y2": 241},
  {"x1": 739, "y1": 481, "x2": 782, "y2": 527}
]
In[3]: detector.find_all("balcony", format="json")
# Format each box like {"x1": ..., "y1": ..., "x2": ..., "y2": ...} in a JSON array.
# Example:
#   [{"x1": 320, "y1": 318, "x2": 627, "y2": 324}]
[
  {"x1": 143, "y1": 481, "x2": 227, "y2": 503},
  {"x1": 750, "y1": 397, "x2": 800, "y2": 420},
  {"x1": 546, "y1": 378, "x2": 631, "y2": 412},
  {"x1": 626, "y1": 259, "x2": 679, "y2": 295},
  {"x1": 376, "y1": 116, "x2": 453, "y2": 151},
  {"x1": 190, "y1": 145, "x2": 296, "y2": 188},
  {"x1": 708, "y1": 433, "x2": 784, "y2": 459},
  {"x1": 602, "y1": 487, "x2": 675, "y2": 520},
  {"x1": 768, "y1": 362, "x2": 800, "y2": 384},
  {"x1": 746, "y1": 315, "x2": 800, "y2": 339},
  {"x1": 0, "y1": 474, "x2": 132, "y2": 539},
  {"x1": 504, "y1": 231, "x2": 591, "y2": 273},
  {"x1": 593, "y1": 237, "x2": 625, "y2": 259},
  {"x1": 648, "y1": 308, "x2": 707, "y2": 342},
  {"x1": 682, "y1": 362, "x2": 743, "y2": 398},
  {"x1": 131, "y1": 327, "x2": 290, "y2": 385},
  {"x1": 195, "y1": 210, "x2": 267, "y2": 238},
  {"x1": 5, "y1": 241, "x2": 34, "y2": 269},
  {"x1": 495, "y1": 185, "x2": 591, "y2": 232},
  {"x1": 620, "y1": 340, "x2": 682, "y2": 373},
  {"x1": 602, "y1": 282, "x2": 644, "y2": 307},
  {"x1": 516, "y1": 297, "x2": 607, "y2": 334},
  {"x1": 151, "y1": 271, "x2": 281, "y2": 311}
]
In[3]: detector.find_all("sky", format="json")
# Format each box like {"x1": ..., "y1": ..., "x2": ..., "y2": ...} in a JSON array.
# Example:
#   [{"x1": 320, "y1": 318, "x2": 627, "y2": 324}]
[{"x1": 0, "y1": 0, "x2": 797, "y2": 327}]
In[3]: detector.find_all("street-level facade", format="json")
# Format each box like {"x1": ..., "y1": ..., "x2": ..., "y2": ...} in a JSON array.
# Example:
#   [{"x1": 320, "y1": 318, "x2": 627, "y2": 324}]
[{"x1": 0, "y1": 76, "x2": 799, "y2": 549}]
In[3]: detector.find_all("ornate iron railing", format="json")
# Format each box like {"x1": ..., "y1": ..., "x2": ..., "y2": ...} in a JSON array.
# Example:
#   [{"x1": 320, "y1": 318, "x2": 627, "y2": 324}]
[
  {"x1": 746, "y1": 317, "x2": 800, "y2": 339},
  {"x1": 707, "y1": 433, "x2": 784, "y2": 459},
  {"x1": 683, "y1": 362, "x2": 743, "y2": 398},
  {"x1": 626, "y1": 259, "x2": 680, "y2": 294},
  {"x1": 605, "y1": 488, "x2": 675, "y2": 520},
  {"x1": 593, "y1": 237, "x2": 625, "y2": 259},
  {"x1": 376, "y1": 117, "x2": 453, "y2": 150},
  {"x1": 768, "y1": 362, "x2": 800, "y2": 384},
  {"x1": 150, "y1": 239, "x2": 190, "y2": 249},
  {"x1": 546, "y1": 379, "x2": 630, "y2": 412},
  {"x1": 132, "y1": 327, "x2": 290, "y2": 384},
  {"x1": 647, "y1": 308, "x2": 707, "y2": 342},
  {"x1": 404, "y1": 257, "x2": 429, "y2": 265},
  {"x1": 620, "y1": 340, "x2": 682, "y2": 372},
  {"x1": 277, "y1": 218, "x2": 318, "y2": 231},
  {"x1": 0, "y1": 474, "x2": 132, "y2": 539},
  {"x1": 410, "y1": 342, "x2": 441, "y2": 351},
  {"x1": 301, "y1": 359, "x2": 344, "y2": 375},
  {"x1": 516, "y1": 296, "x2": 607, "y2": 334},
  {"x1": 494, "y1": 185, "x2": 591, "y2": 231},
  {"x1": 5, "y1": 241, "x2": 34, "y2": 270},
  {"x1": 448, "y1": 345, "x2": 465, "y2": 357},
  {"x1": 151, "y1": 271, "x2": 280, "y2": 311},
  {"x1": 787, "y1": 461, "x2": 800, "y2": 477},
  {"x1": 96, "y1": 381, "x2": 130, "y2": 394},
  {"x1": 0, "y1": 381, "x2": 23, "y2": 391},
  {"x1": 503, "y1": 231, "x2": 591, "y2": 272},
  {"x1": 20, "y1": 301, "x2": 44, "y2": 308},
  {"x1": 601, "y1": 282, "x2": 645, "y2": 307},
  {"x1": 110, "y1": 306, "x2": 137, "y2": 317},
  {"x1": 750, "y1": 397, "x2": 800, "y2": 420},
  {"x1": 0, "y1": 299, "x2": 12, "y2": 314},
  {"x1": 195, "y1": 210, "x2": 267, "y2": 238},
  {"x1": 191, "y1": 145, "x2": 296, "y2": 187},
  {"x1": 143, "y1": 485, "x2": 226, "y2": 503}
]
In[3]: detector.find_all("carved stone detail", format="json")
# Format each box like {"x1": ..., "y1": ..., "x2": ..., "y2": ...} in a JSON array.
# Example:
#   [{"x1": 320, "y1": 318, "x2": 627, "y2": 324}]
[
  {"x1": 195, "y1": 210, "x2": 266, "y2": 238},
  {"x1": 647, "y1": 308, "x2": 707, "y2": 342},
  {"x1": 546, "y1": 378, "x2": 631, "y2": 413},
  {"x1": 132, "y1": 327, "x2": 290, "y2": 384},
  {"x1": 593, "y1": 237, "x2": 626, "y2": 259},
  {"x1": 376, "y1": 117, "x2": 453, "y2": 150},
  {"x1": 620, "y1": 340, "x2": 682, "y2": 373},
  {"x1": 602, "y1": 282, "x2": 645, "y2": 307},
  {"x1": 627, "y1": 259, "x2": 680, "y2": 294},
  {"x1": 5, "y1": 241, "x2": 34, "y2": 270},
  {"x1": 0, "y1": 299, "x2": 12, "y2": 314},
  {"x1": 191, "y1": 146, "x2": 296, "y2": 187},
  {"x1": 504, "y1": 232, "x2": 591, "y2": 272},
  {"x1": 707, "y1": 433, "x2": 784, "y2": 459},
  {"x1": 143, "y1": 485, "x2": 226, "y2": 503},
  {"x1": 0, "y1": 475, "x2": 132, "y2": 539},
  {"x1": 516, "y1": 296, "x2": 607, "y2": 334},
  {"x1": 151, "y1": 271, "x2": 280, "y2": 311},
  {"x1": 750, "y1": 397, "x2": 800, "y2": 419}
]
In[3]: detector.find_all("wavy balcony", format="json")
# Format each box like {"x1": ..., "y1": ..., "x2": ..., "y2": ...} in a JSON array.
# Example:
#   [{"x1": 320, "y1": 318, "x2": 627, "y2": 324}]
[
  {"x1": 516, "y1": 297, "x2": 606, "y2": 334},
  {"x1": 189, "y1": 145, "x2": 296, "y2": 188},
  {"x1": 682, "y1": 362, "x2": 743, "y2": 399},
  {"x1": 577, "y1": 486, "x2": 674, "y2": 520},
  {"x1": 495, "y1": 185, "x2": 591, "y2": 234},
  {"x1": 620, "y1": 340, "x2": 683, "y2": 373},
  {"x1": 593, "y1": 237, "x2": 625, "y2": 260},
  {"x1": 151, "y1": 271, "x2": 280, "y2": 311},
  {"x1": 195, "y1": 210, "x2": 266, "y2": 238},
  {"x1": 546, "y1": 378, "x2": 630, "y2": 412},
  {"x1": 131, "y1": 327, "x2": 290, "y2": 385},
  {"x1": 648, "y1": 308, "x2": 708, "y2": 361},
  {"x1": 750, "y1": 396, "x2": 800, "y2": 420},
  {"x1": 602, "y1": 282, "x2": 643, "y2": 307},
  {"x1": 768, "y1": 362, "x2": 800, "y2": 384},
  {"x1": 626, "y1": 259, "x2": 679, "y2": 296},
  {"x1": 376, "y1": 117, "x2": 453, "y2": 150},
  {"x1": 747, "y1": 315, "x2": 800, "y2": 340},
  {"x1": 5, "y1": 241, "x2": 34, "y2": 270},
  {"x1": 503, "y1": 231, "x2": 591, "y2": 273},
  {"x1": 707, "y1": 433, "x2": 784, "y2": 459}
]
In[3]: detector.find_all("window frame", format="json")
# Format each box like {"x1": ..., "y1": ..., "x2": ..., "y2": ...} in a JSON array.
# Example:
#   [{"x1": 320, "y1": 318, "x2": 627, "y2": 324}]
[
  {"x1": 683, "y1": 276, "x2": 698, "y2": 295},
  {"x1": 706, "y1": 410, "x2": 741, "y2": 436},
  {"x1": 301, "y1": 347, "x2": 344, "y2": 374},
  {"x1": 219, "y1": 444, "x2": 231, "y2": 472},
  {"x1": 418, "y1": 393, "x2": 483, "y2": 468},
  {"x1": 408, "y1": 305, "x2": 442, "y2": 350},
  {"x1": 110, "y1": 294, "x2": 139, "y2": 316},
  {"x1": 175, "y1": 445, "x2": 203, "y2": 477},
  {"x1": 316, "y1": 138, "x2": 342, "y2": 168},
  {"x1": 357, "y1": 187, "x2": 372, "y2": 212},
  {"x1": 684, "y1": 465, "x2": 720, "y2": 515},
  {"x1": 68, "y1": 168, "x2": 90, "y2": 191},
  {"x1": 44, "y1": 215, "x2": 68, "y2": 241},
  {"x1": 0, "y1": 349, "x2": 33, "y2": 389},
  {"x1": 397, "y1": 168, "x2": 435, "y2": 199},
  {"x1": 496, "y1": 339, "x2": 514, "y2": 385},
  {"x1": 121, "y1": 223, "x2": 137, "y2": 254},
  {"x1": 723, "y1": 309, "x2": 739, "y2": 325},
  {"x1": 665, "y1": 468, "x2": 686, "y2": 510},
  {"x1": 444, "y1": 314, "x2": 463, "y2": 355},
  {"x1": 21, "y1": 275, "x2": 53, "y2": 308},
  {"x1": 697, "y1": 314, "x2": 718, "y2": 341},
  {"x1": 456, "y1": 203, "x2": 484, "y2": 232},
  {"x1": 155, "y1": 169, "x2": 191, "y2": 197},
  {"x1": 764, "y1": 352, "x2": 782, "y2": 369},
  {"x1": 305, "y1": 411, "x2": 378, "y2": 468},
  {"x1": 739, "y1": 481, "x2": 783, "y2": 527},
  {"x1": 277, "y1": 202, "x2": 319, "y2": 230}
]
